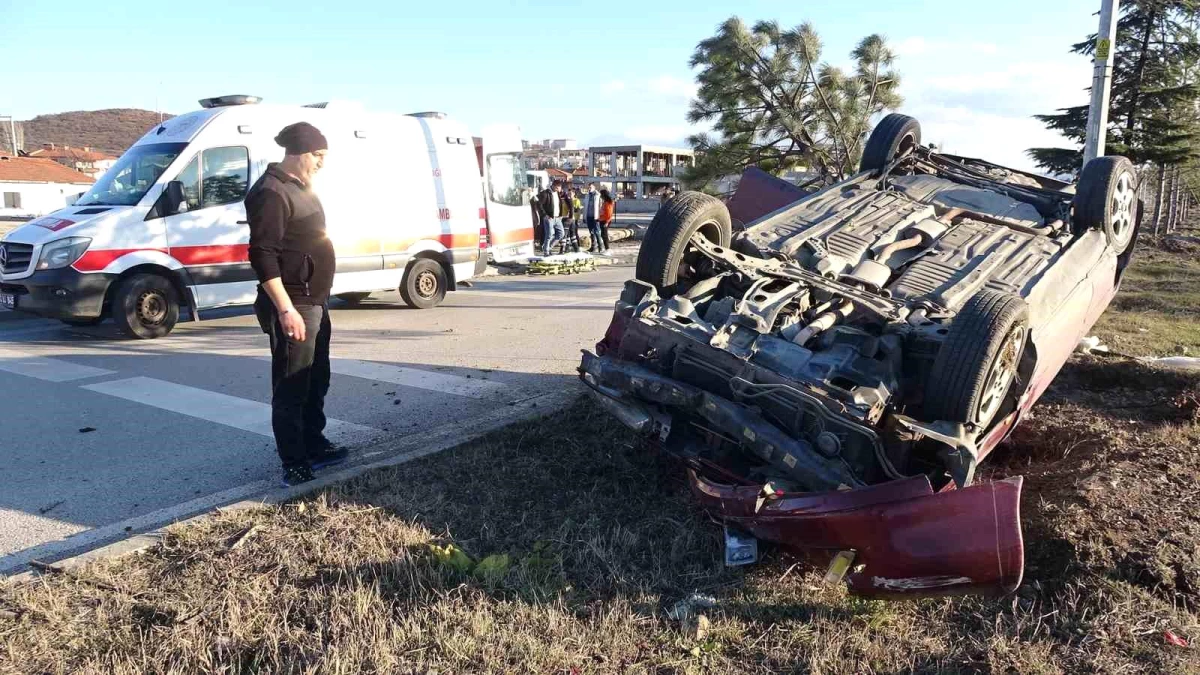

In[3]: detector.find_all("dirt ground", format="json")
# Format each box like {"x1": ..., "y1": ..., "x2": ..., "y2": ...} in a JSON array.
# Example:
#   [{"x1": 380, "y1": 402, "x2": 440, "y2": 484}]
[{"x1": 2, "y1": 243, "x2": 1200, "y2": 674}]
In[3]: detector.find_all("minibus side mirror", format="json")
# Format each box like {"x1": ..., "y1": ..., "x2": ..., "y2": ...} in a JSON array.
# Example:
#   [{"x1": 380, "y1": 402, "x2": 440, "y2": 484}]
[{"x1": 164, "y1": 181, "x2": 189, "y2": 214}]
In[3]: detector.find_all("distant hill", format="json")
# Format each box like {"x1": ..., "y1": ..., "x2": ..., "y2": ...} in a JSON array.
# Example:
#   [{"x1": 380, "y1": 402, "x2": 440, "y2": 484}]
[{"x1": 0, "y1": 109, "x2": 175, "y2": 157}]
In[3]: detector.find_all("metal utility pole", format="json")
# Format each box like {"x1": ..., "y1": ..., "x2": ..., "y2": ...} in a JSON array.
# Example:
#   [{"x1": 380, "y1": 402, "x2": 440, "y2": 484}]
[{"x1": 1083, "y1": 0, "x2": 1120, "y2": 167}]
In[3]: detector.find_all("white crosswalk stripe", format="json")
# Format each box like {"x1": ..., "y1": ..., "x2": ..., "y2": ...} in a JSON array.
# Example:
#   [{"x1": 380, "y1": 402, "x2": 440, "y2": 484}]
[
  {"x1": 0, "y1": 354, "x2": 116, "y2": 382},
  {"x1": 252, "y1": 356, "x2": 504, "y2": 398},
  {"x1": 81, "y1": 376, "x2": 382, "y2": 443}
]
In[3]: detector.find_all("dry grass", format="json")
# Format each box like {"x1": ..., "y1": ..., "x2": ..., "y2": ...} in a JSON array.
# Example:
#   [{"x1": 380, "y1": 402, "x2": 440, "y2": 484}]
[
  {"x1": 4, "y1": 246, "x2": 1200, "y2": 674},
  {"x1": 1094, "y1": 241, "x2": 1200, "y2": 357}
]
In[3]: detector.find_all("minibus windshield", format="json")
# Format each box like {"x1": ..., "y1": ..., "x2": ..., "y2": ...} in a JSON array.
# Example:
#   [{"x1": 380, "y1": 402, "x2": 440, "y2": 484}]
[{"x1": 75, "y1": 142, "x2": 189, "y2": 206}]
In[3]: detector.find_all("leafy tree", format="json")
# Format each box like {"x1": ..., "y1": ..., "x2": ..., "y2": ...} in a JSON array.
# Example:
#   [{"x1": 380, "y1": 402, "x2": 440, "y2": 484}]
[
  {"x1": 684, "y1": 18, "x2": 902, "y2": 188},
  {"x1": 1028, "y1": 1, "x2": 1200, "y2": 175}
]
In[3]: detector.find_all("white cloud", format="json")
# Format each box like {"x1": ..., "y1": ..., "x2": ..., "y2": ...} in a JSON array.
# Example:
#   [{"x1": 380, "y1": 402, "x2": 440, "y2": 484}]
[
  {"x1": 895, "y1": 37, "x2": 930, "y2": 57},
  {"x1": 600, "y1": 80, "x2": 627, "y2": 94},
  {"x1": 601, "y1": 75, "x2": 699, "y2": 106},
  {"x1": 646, "y1": 75, "x2": 698, "y2": 102},
  {"x1": 902, "y1": 103, "x2": 1076, "y2": 172},
  {"x1": 895, "y1": 37, "x2": 1000, "y2": 58},
  {"x1": 896, "y1": 53, "x2": 1092, "y2": 171},
  {"x1": 622, "y1": 124, "x2": 697, "y2": 143}
]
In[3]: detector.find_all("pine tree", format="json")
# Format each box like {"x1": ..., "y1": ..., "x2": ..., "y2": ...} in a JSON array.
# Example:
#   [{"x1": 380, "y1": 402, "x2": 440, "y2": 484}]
[
  {"x1": 1027, "y1": 1, "x2": 1200, "y2": 176},
  {"x1": 684, "y1": 18, "x2": 902, "y2": 188}
]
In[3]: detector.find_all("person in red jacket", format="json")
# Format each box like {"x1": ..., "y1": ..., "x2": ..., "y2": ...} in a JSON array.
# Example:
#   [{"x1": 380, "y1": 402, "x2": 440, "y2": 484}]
[{"x1": 597, "y1": 188, "x2": 615, "y2": 254}]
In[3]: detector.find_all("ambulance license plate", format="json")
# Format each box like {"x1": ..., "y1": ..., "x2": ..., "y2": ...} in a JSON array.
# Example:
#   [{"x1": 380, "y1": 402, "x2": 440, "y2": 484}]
[{"x1": 0, "y1": 293, "x2": 14, "y2": 310}]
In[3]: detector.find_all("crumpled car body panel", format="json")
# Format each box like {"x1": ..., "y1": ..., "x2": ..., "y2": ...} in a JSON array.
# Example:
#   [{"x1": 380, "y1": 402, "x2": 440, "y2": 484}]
[{"x1": 690, "y1": 471, "x2": 1024, "y2": 598}]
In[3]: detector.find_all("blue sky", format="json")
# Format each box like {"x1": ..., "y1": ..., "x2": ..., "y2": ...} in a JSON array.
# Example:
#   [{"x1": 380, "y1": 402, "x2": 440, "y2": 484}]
[{"x1": 3, "y1": 0, "x2": 1104, "y2": 171}]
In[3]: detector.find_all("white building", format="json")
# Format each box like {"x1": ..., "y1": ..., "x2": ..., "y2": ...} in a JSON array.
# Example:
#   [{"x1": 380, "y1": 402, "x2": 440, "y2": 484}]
[
  {"x1": 0, "y1": 155, "x2": 94, "y2": 218},
  {"x1": 587, "y1": 144, "x2": 694, "y2": 199}
]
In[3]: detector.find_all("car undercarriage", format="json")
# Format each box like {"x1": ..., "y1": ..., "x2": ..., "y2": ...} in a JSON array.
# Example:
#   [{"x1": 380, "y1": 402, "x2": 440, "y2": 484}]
[{"x1": 580, "y1": 114, "x2": 1141, "y2": 597}]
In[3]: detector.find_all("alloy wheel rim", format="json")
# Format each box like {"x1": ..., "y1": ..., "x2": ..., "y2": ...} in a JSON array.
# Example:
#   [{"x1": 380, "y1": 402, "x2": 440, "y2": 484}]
[
  {"x1": 975, "y1": 324, "x2": 1026, "y2": 427},
  {"x1": 1111, "y1": 171, "x2": 1135, "y2": 247}
]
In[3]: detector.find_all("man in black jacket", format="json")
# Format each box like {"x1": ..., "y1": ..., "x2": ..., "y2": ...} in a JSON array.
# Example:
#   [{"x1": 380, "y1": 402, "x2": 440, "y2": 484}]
[
  {"x1": 538, "y1": 182, "x2": 566, "y2": 256},
  {"x1": 247, "y1": 122, "x2": 345, "y2": 486}
]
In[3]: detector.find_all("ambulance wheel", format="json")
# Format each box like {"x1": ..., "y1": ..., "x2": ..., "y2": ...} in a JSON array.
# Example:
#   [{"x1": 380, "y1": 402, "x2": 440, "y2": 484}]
[
  {"x1": 113, "y1": 273, "x2": 179, "y2": 339},
  {"x1": 400, "y1": 258, "x2": 447, "y2": 309},
  {"x1": 336, "y1": 292, "x2": 371, "y2": 305}
]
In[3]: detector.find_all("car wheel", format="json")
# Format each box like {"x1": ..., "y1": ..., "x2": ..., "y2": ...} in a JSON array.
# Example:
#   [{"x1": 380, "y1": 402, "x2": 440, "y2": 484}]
[
  {"x1": 636, "y1": 191, "x2": 732, "y2": 295},
  {"x1": 400, "y1": 258, "x2": 447, "y2": 309},
  {"x1": 60, "y1": 317, "x2": 104, "y2": 327},
  {"x1": 1073, "y1": 155, "x2": 1138, "y2": 251},
  {"x1": 112, "y1": 273, "x2": 180, "y2": 339},
  {"x1": 336, "y1": 292, "x2": 371, "y2": 305},
  {"x1": 924, "y1": 290, "x2": 1029, "y2": 429},
  {"x1": 860, "y1": 113, "x2": 922, "y2": 173}
]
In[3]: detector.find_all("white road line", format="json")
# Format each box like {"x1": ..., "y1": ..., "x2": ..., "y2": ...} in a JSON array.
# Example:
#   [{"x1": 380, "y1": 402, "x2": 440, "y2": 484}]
[
  {"x1": 81, "y1": 377, "x2": 381, "y2": 442},
  {"x1": 0, "y1": 354, "x2": 116, "y2": 382},
  {"x1": 252, "y1": 357, "x2": 505, "y2": 398}
]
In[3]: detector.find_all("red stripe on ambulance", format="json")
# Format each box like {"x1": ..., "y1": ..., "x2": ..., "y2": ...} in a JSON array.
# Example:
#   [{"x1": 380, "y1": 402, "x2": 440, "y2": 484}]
[
  {"x1": 73, "y1": 248, "x2": 168, "y2": 272},
  {"x1": 172, "y1": 244, "x2": 250, "y2": 265}
]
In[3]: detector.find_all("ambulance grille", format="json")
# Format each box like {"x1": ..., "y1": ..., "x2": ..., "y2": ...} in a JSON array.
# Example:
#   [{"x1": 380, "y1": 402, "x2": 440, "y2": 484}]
[{"x1": 0, "y1": 242, "x2": 33, "y2": 275}]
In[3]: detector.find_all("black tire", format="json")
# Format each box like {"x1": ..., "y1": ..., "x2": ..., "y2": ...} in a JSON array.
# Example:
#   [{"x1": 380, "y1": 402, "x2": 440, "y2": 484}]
[
  {"x1": 925, "y1": 290, "x2": 1029, "y2": 429},
  {"x1": 336, "y1": 292, "x2": 371, "y2": 305},
  {"x1": 1073, "y1": 155, "x2": 1138, "y2": 251},
  {"x1": 860, "y1": 113, "x2": 921, "y2": 173},
  {"x1": 400, "y1": 258, "x2": 447, "y2": 309},
  {"x1": 635, "y1": 191, "x2": 732, "y2": 295},
  {"x1": 60, "y1": 317, "x2": 104, "y2": 327},
  {"x1": 112, "y1": 273, "x2": 180, "y2": 339}
]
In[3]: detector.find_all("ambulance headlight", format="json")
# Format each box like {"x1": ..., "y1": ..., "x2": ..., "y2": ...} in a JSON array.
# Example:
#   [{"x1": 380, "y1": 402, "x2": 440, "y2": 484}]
[{"x1": 37, "y1": 237, "x2": 92, "y2": 270}]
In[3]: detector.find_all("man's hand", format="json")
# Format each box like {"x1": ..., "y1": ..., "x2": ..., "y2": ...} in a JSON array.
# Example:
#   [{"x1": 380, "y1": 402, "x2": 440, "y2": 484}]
[
  {"x1": 261, "y1": 277, "x2": 305, "y2": 342},
  {"x1": 280, "y1": 308, "x2": 307, "y2": 342}
]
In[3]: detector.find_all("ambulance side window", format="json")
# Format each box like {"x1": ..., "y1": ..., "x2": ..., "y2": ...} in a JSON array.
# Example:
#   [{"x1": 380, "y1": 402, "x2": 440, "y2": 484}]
[
  {"x1": 201, "y1": 146, "x2": 249, "y2": 208},
  {"x1": 176, "y1": 156, "x2": 202, "y2": 211},
  {"x1": 487, "y1": 153, "x2": 525, "y2": 207}
]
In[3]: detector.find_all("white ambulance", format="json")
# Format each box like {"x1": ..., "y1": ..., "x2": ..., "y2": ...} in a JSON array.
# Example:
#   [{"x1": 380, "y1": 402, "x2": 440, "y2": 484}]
[{"x1": 0, "y1": 95, "x2": 536, "y2": 338}]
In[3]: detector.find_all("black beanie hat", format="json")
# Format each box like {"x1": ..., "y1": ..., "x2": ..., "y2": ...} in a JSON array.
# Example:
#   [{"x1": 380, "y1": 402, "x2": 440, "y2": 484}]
[{"x1": 275, "y1": 122, "x2": 328, "y2": 155}]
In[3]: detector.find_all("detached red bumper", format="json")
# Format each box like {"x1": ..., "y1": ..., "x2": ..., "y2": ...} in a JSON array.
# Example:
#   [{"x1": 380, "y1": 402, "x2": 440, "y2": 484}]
[{"x1": 691, "y1": 472, "x2": 1024, "y2": 598}]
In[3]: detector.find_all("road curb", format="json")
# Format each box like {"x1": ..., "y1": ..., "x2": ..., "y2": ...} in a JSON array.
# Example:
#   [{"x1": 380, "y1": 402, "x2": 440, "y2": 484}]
[{"x1": 4, "y1": 386, "x2": 584, "y2": 584}]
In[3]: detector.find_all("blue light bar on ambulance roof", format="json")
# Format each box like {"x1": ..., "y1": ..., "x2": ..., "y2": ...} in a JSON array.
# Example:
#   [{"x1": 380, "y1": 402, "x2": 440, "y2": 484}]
[{"x1": 198, "y1": 95, "x2": 263, "y2": 109}]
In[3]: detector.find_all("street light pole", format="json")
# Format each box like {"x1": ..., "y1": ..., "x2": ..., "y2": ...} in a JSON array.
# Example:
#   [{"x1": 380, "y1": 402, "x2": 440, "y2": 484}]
[{"x1": 1083, "y1": 0, "x2": 1120, "y2": 167}]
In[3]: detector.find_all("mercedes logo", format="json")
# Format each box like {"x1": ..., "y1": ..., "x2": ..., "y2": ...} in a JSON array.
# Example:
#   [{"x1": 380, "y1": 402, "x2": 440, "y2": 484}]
[{"x1": 0, "y1": 244, "x2": 7, "y2": 269}]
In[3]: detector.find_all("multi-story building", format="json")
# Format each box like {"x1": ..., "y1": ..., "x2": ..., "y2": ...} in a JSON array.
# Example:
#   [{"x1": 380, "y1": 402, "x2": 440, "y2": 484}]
[{"x1": 586, "y1": 144, "x2": 694, "y2": 199}]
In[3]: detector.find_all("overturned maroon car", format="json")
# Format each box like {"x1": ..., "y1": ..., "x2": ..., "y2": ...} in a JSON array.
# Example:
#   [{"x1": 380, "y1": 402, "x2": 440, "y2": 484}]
[{"x1": 579, "y1": 114, "x2": 1141, "y2": 598}]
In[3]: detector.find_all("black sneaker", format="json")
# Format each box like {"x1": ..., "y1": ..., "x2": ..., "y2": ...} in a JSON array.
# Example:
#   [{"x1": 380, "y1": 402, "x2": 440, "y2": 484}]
[
  {"x1": 309, "y1": 446, "x2": 349, "y2": 470},
  {"x1": 307, "y1": 436, "x2": 349, "y2": 469},
  {"x1": 281, "y1": 464, "x2": 315, "y2": 487}
]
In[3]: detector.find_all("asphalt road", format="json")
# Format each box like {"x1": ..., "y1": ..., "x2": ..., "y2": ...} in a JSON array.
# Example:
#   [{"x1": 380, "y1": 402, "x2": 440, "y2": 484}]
[{"x1": 0, "y1": 260, "x2": 634, "y2": 572}]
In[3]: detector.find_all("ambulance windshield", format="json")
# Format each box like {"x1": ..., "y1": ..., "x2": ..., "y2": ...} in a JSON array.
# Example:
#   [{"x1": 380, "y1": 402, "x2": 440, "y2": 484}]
[{"x1": 76, "y1": 142, "x2": 189, "y2": 206}]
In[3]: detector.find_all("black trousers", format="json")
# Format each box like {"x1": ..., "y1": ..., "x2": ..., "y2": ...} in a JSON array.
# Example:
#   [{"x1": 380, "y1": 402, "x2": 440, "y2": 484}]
[{"x1": 255, "y1": 293, "x2": 331, "y2": 469}]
